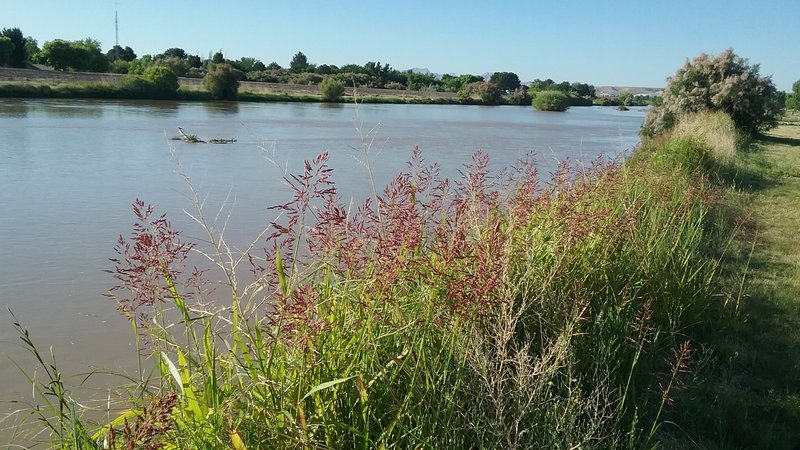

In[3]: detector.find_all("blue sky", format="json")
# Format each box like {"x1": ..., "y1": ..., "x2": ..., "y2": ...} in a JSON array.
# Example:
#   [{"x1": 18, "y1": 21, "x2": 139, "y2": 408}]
[{"x1": 6, "y1": 0, "x2": 799, "y2": 90}]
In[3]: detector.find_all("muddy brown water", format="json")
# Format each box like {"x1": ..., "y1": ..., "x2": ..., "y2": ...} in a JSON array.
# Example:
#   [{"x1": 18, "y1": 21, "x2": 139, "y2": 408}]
[{"x1": 0, "y1": 98, "x2": 645, "y2": 439}]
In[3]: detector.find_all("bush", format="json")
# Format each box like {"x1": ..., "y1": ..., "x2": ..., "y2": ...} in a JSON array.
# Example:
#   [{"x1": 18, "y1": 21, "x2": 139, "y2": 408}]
[
  {"x1": 319, "y1": 77, "x2": 345, "y2": 101},
  {"x1": 202, "y1": 63, "x2": 242, "y2": 100},
  {"x1": 477, "y1": 82, "x2": 502, "y2": 105},
  {"x1": 532, "y1": 90, "x2": 569, "y2": 111},
  {"x1": 143, "y1": 66, "x2": 179, "y2": 98},
  {"x1": 643, "y1": 49, "x2": 783, "y2": 136}
]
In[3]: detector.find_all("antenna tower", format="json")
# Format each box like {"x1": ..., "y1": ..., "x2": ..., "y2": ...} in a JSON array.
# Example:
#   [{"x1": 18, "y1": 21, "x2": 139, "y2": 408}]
[{"x1": 114, "y1": 1, "x2": 119, "y2": 46}]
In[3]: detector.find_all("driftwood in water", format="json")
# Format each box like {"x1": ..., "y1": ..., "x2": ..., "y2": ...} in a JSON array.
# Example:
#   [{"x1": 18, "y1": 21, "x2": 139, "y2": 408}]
[{"x1": 175, "y1": 127, "x2": 236, "y2": 144}]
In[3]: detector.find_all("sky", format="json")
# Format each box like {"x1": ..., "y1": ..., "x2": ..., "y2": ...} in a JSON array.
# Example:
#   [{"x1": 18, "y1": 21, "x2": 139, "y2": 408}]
[{"x1": 5, "y1": 0, "x2": 800, "y2": 91}]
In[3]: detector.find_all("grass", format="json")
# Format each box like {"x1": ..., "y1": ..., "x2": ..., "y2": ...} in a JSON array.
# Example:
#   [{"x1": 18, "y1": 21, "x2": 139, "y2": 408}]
[
  {"x1": 661, "y1": 123, "x2": 800, "y2": 449},
  {"x1": 7, "y1": 111, "x2": 794, "y2": 448}
]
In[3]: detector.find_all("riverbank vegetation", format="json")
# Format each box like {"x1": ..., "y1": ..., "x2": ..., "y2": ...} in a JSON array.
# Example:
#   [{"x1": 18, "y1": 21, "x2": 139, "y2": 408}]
[{"x1": 0, "y1": 26, "x2": 650, "y2": 107}]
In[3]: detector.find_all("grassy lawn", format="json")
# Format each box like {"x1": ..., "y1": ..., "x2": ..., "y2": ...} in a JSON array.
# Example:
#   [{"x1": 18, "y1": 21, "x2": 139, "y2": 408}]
[{"x1": 671, "y1": 123, "x2": 800, "y2": 449}]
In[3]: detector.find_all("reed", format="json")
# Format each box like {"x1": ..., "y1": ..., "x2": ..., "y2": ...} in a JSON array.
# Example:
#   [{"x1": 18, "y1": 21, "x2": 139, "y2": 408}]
[{"x1": 7, "y1": 113, "x2": 744, "y2": 449}]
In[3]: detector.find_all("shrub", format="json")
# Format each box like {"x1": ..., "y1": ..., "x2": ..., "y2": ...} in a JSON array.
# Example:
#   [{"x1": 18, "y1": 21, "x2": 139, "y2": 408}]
[
  {"x1": 319, "y1": 77, "x2": 345, "y2": 101},
  {"x1": 533, "y1": 90, "x2": 569, "y2": 111},
  {"x1": 643, "y1": 49, "x2": 783, "y2": 136},
  {"x1": 477, "y1": 82, "x2": 502, "y2": 105},
  {"x1": 202, "y1": 63, "x2": 242, "y2": 100},
  {"x1": 143, "y1": 66, "x2": 178, "y2": 98}
]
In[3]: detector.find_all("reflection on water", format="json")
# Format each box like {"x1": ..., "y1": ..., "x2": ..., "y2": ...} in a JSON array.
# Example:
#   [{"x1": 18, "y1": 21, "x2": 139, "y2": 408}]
[{"x1": 0, "y1": 99, "x2": 646, "y2": 420}]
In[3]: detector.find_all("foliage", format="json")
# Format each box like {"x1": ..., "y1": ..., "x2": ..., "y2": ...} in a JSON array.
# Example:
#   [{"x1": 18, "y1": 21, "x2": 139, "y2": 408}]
[
  {"x1": 643, "y1": 49, "x2": 783, "y2": 136},
  {"x1": 319, "y1": 77, "x2": 345, "y2": 101},
  {"x1": 202, "y1": 63, "x2": 241, "y2": 100},
  {"x1": 0, "y1": 37, "x2": 12, "y2": 66},
  {"x1": 489, "y1": 71, "x2": 521, "y2": 93},
  {"x1": 289, "y1": 51, "x2": 309, "y2": 73},
  {"x1": 106, "y1": 45, "x2": 136, "y2": 62},
  {"x1": 143, "y1": 66, "x2": 179, "y2": 98},
  {"x1": 533, "y1": 90, "x2": 569, "y2": 111},
  {"x1": 476, "y1": 82, "x2": 502, "y2": 105},
  {"x1": 1, "y1": 27, "x2": 26, "y2": 67},
  {"x1": 211, "y1": 52, "x2": 224, "y2": 64},
  {"x1": 162, "y1": 47, "x2": 187, "y2": 59},
  {"x1": 571, "y1": 82, "x2": 596, "y2": 98},
  {"x1": 786, "y1": 80, "x2": 800, "y2": 111},
  {"x1": 507, "y1": 86, "x2": 531, "y2": 105},
  {"x1": 37, "y1": 38, "x2": 108, "y2": 72}
]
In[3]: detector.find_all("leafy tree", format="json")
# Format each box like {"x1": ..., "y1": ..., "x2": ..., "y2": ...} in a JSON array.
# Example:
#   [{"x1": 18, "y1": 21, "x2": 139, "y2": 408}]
[
  {"x1": 507, "y1": 86, "x2": 531, "y2": 105},
  {"x1": 319, "y1": 77, "x2": 345, "y2": 101},
  {"x1": 315, "y1": 64, "x2": 334, "y2": 75},
  {"x1": 266, "y1": 61, "x2": 282, "y2": 71},
  {"x1": 339, "y1": 63, "x2": 366, "y2": 74},
  {"x1": 23, "y1": 37, "x2": 38, "y2": 62},
  {"x1": 162, "y1": 47, "x2": 187, "y2": 59},
  {"x1": 143, "y1": 66, "x2": 179, "y2": 98},
  {"x1": 786, "y1": 80, "x2": 800, "y2": 111},
  {"x1": 0, "y1": 37, "x2": 12, "y2": 66},
  {"x1": 532, "y1": 90, "x2": 569, "y2": 111},
  {"x1": 489, "y1": 71, "x2": 521, "y2": 93},
  {"x1": 211, "y1": 52, "x2": 225, "y2": 64},
  {"x1": 37, "y1": 39, "x2": 78, "y2": 70},
  {"x1": 1, "y1": 28, "x2": 26, "y2": 67},
  {"x1": 109, "y1": 59, "x2": 131, "y2": 73},
  {"x1": 570, "y1": 82, "x2": 596, "y2": 98},
  {"x1": 235, "y1": 57, "x2": 265, "y2": 72},
  {"x1": 107, "y1": 45, "x2": 136, "y2": 62},
  {"x1": 202, "y1": 63, "x2": 241, "y2": 100},
  {"x1": 187, "y1": 54, "x2": 202, "y2": 68},
  {"x1": 478, "y1": 82, "x2": 502, "y2": 105},
  {"x1": 289, "y1": 51, "x2": 309, "y2": 73},
  {"x1": 154, "y1": 56, "x2": 191, "y2": 77},
  {"x1": 643, "y1": 49, "x2": 783, "y2": 136}
]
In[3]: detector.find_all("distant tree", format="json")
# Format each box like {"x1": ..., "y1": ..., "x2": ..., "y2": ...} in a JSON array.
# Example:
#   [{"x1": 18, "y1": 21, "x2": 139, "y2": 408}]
[
  {"x1": 489, "y1": 71, "x2": 521, "y2": 93},
  {"x1": 23, "y1": 37, "x2": 39, "y2": 62},
  {"x1": 533, "y1": 90, "x2": 569, "y2": 111},
  {"x1": 109, "y1": 59, "x2": 130, "y2": 73},
  {"x1": 339, "y1": 63, "x2": 366, "y2": 74},
  {"x1": 1, "y1": 28, "x2": 26, "y2": 67},
  {"x1": 643, "y1": 49, "x2": 783, "y2": 136},
  {"x1": 203, "y1": 63, "x2": 242, "y2": 100},
  {"x1": 786, "y1": 80, "x2": 800, "y2": 111},
  {"x1": 235, "y1": 57, "x2": 265, "y2": 72},
  {"x1": 107, "y1": 45, "x2": 136, "y2": 62},
  {"x1": 315, "y1": 64, "x2": 333, "y2": 75},
  {"x1": 162, "y1": 47, "x2": 187, "y2": 59},
  {"x1": 478, "y1": 82, "x2": 502, "y2": 105},
  {"x1": 154, "y1": 56, "x2": 191, "y2": 77},
  {"x1": 143, "y1": 66, "x2": 179, "y2": 98},
  {"x1": 570, "y1": 82, "x2": 596, "y2": 98},
  {"x1": 319, "y1": 77, "x2": 345, "y2": 101},
  {"x1": 211, "y1": 52, "x2": 225, "y2": 64},
  {"x1": 508, "y1": 86, "x2": 531, "y2": 105},
  {"x1": 529, "y1": 78, "x2": 555, "y2": 92},
  {"x1": 266, "y1": 61, "x2": 282, "y2": 71},
  {"x1": 0, "y1": 37, "x2": 12, "y2": 66},
  {"x1": 37, "y1": 39, "x2": 79, "y2": 70},
  {"x1": 289, "y1": 51, "x2": 309, "y2": 73},
  {"x1": 187, "y1": 54, "x2": 202, "y2": 68}
]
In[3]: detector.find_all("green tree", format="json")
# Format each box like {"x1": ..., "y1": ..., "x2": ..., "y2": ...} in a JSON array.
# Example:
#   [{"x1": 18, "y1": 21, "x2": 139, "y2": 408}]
[
  {"x1": 1, "y1": 28, "x2": 26, "y2": 67},
  {"x1": 187, "y1": 54, "x2": 202, "y2": 68},
  {"x1": 162, "y1": 47, "x2": 187, "y2": 59},
  {"x1": 532, "y1": 90, "x2": 569, "y2": 111},
  {"x1": 202, "y1": 63, "x2": 241, "y2": 100},
  {"x1": 0, "y1": 37, "x2": 12, "y2": 66},
  {"x1": 570, "y1": 82, "x2": 596, "y2": 98},
  {"x1": 319, "y1": 77, "x2": 345, "y2": 101},
  {"x1": 23, "y1": 37, "x2": 38, "y2": 62},
  {"x1": 107, "y1": 45, "x2": 136, "y2": 62},
  {"x1": 478, "y1": 82, "x2": 502, "y2": 105},
  {"x1": 289, "y1": 51, "x2": 309, "y2": 73},
  {"x1": 643, "y1": 49, "x2": 783, "y2": 136},
  {"x1": 489, "y1": 71, "x2": 521, "y2": 93},
  {"x1": 211, "y1": 52, "x2": 225, "y2": 64},
  {"x1": 37, "y1": 39, "x2": 79, "y2": 70},
  {"x1": 786, "y1": 80, "x2": 800, "y2": 110},
  {"x1": 143, "y1": 66, "x2": 179, "y2": 98}
]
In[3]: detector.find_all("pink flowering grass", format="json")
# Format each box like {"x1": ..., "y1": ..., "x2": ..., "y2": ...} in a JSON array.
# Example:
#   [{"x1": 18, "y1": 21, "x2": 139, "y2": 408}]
[{"x1": 10, "y1": 123, "x2": 739, "y2": 448}]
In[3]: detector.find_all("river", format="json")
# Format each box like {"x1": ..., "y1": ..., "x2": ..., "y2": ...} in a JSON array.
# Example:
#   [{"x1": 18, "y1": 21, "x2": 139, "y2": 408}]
[{"x1": 0, "y1": 98, "x2": 645, "y2": 430}]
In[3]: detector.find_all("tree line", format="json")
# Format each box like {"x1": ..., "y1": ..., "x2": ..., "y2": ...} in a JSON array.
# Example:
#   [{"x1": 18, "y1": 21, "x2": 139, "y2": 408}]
[{"x1": 0, "y1": 27, "x2": 617, "y2": 105}]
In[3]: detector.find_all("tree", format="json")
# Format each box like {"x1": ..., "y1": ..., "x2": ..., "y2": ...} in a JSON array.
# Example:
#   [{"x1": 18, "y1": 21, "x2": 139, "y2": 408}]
[
  {"x1": 0, "y1": 37, "x2": 12, "y2": 66},
  {"x1": 785, "y1": 80, "x2": 800, "y2": 111},
  {"x1": 266, "y1": 61, "x2": 282, "y2": 71},
  {"x1": 202, "y1": 63, "x2": 241, "y2": 100},
  {"x1": 235, "y1": 57, "x2": 265, "y2": 72},
  {"x1": 162, "y1": 47, "x2": 187, "y2": 59},
  {"x1": 570, "y1": 82, "x2": 596, "y2": 98},
  {"x1": 23, "y1": 37, "x2": 39, "y2": 62},
  {"x1": 211, "y1": 52, "x2": 225, "y2": 64},
  {"x1": 37, "y1": 39, "x2": 79, "y2": 70},
  {"x1": 1, "y1": 28, "x2": 26, "y2": 67},
  {"x1": 319, "y1": 77, "x2": 345, "y2": 101},
  {"x1": 289, "y1": 51, "x2": 309, "y2": 73},
  {"x1": 532, "y1": 90, "x2": 569, "y2": 111},
  {"x1": 107, "y1": 45, "x2": 136, "y2": 62},
  {"x1": 489, "y1": 71, "x2": 521, "y2": 93},
  {"x1": 643, "y1": 49, "x2": 783, "y2": 136},
  {"x1": 143, "y1": 66, "x2": 179, "y2": 98},
  {"x1": 478, "y1": 82, "x2": 502, "y2": 105},
  {"x1": 187, "y1": 54, "x2": 202, "y2": 68}
]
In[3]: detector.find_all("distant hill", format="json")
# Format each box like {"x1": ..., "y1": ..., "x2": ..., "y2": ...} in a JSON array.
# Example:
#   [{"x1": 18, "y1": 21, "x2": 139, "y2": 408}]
[{"x1": 595, "y1": 86, "x2": 663, "y2": 97}]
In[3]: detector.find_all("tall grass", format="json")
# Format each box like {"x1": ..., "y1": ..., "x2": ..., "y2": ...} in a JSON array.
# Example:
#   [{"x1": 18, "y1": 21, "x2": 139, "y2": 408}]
[{"x1": 7, "y1": 114, "x2": 742, "y2": 448}]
